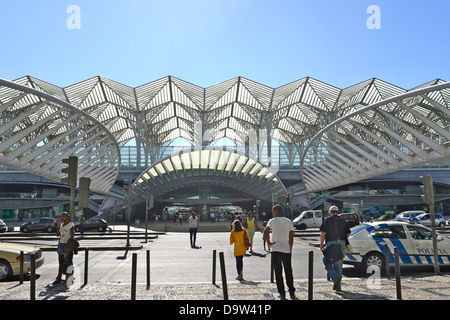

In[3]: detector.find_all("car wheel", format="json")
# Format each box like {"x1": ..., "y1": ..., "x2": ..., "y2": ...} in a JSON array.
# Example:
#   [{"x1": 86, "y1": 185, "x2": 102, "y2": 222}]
[
  {"x1": 98, "y1": 226, "x2": 105, "y2": 232},
  {"x1": 46, "y1": 226, "x2": 54, "y2": 233},
  {"x1": 22, "y1": 227, "x2": 30, "y2": 233},
  {"x1": 0, "y1": 259, "x2": 13, "y2": 281},
  {"x1": 439, "y1": 222, "x2": 445, "y2": 228},
  {"x1": 298, "y1": 224, "x2": 307, "y2": 230},
  {"x1": 361, "y1": 252, "x2": 385, "y2": 275}
]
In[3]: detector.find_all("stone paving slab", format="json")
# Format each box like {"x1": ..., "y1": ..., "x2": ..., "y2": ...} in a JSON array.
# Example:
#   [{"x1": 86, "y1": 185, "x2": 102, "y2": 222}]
[{"x1": 1, "y1": 274, "x2": 450, "y2": 300}]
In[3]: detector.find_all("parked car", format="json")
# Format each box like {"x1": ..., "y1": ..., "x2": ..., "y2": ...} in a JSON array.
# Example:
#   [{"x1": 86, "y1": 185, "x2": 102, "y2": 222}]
[
  {"x1": 374, "y1": 213, "x2": 396, "y2": 221},
  {"x1": 344, "y1": 221, "x2": 450, "y2": 274},
  {"x1": 293, "y1": 210, "x2": 325, "y2": 230},
  {"x1": 0, "y1": 219, "x2": 7, "y2": 233},
  {"x1": 20, "y1": 217, "x2": 57, "y2": 233},
  {"x1": 75, "y1": 218, "x2": 108, "y2": 232},
  {"x1": 415, "y1": 213, "x2": 446, "y2": 228},
  {"x1": 394, "y1": 210, "x2": 425, "y2": 221},
  {"x1": 339, "y1": 213, "x2": 360, "y2": 228},
  {"x1": 0, "y1": 241, "x2": 45, "y2": 281}
]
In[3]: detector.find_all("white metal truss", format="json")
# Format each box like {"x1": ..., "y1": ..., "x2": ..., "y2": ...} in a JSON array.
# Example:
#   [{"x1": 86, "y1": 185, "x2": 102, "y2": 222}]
[
  {"x1": 300, "y1": 81, "x2": 450, "y2": 193},
  {"x1": 5, "y1": 74, "x2": 449, "y2": 200},
  {"x1": 0, "y1": 79, "x2": 121, "y2": 195},
  {"x1": 12, "y1": 75, "x2": 431, "y2": 150}
]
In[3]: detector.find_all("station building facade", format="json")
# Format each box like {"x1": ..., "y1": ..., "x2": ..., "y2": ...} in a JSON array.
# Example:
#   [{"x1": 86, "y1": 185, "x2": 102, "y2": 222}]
[{"x1": 0, "y1": 76, "x2": 449, "y2": 220}]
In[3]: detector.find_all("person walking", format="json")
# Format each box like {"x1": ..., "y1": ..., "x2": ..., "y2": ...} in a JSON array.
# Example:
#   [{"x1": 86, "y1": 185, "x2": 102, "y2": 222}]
[
  {"x1": 230, "y1": 219, "x2": 250, "y2": 281},
  {"x1": 319, "y1": 205, "x2": 351, "y2": 292},
  {"x1": 54, "y1": 212, "x2": 75, "y2": 284},
  {"x1": 264, "y1": 204, "x2": 296, "y2": 300},
  {"x1": 78, "y1": 214, "x2": 86, "y2": 236},
  {"x1": 244, "y1": 211, "x2": 260, "y2": 253},
  {"x1": 188, "y1": 212, "x2": 199, "y2": 248}
]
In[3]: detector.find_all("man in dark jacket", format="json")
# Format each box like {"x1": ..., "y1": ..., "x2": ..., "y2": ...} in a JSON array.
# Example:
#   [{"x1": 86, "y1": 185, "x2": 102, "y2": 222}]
[{"x1": 319, "y1": 206, "x2": 351, "y2": 292}]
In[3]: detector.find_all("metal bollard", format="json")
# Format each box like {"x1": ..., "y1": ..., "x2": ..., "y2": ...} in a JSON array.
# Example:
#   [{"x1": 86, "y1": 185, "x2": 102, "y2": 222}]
[
  {"x1": 394, "y1": 247, "x2": 402, "y2": 300},
  {"x1": 308, "y1": 250, "x2": 313, "y2": 300},
  {"x1": 19, "y1": 251, "x2": 24, "y2": 285},
  {"x1": 30, "y1": 253, "x2": 36, "y2": 300},
  {"x1": 131, "y1": 252, "x2": 137, "y2": 300},
  {"x1": 84, "y1": 248, "x2": 89, "y2": 285},
  {"x1": 212, "y1": 250, "x2": 216, "y2": 285},
  {"x1": 383, "y1": 244, "x2": 390, "y2": 279},
  {"x1": 146, "y1": 249, "x2": 150, "y2": 289},
  {"x1": 219, "y1": 252, "x2": 228, "y2": 300}
]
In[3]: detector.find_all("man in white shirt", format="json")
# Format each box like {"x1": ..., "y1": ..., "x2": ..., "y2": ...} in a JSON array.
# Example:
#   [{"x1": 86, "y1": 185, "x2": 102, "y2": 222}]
[{"x1": 264, "y1": 204, "x2": 296, "y2": 300}]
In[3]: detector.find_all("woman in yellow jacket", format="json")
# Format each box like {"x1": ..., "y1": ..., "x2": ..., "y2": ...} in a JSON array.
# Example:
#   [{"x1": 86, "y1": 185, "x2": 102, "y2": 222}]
[
  {"x1": 230, "y1": 218, "x2": 250, "y2": 281},
  {"x1": 244, "y1": 211, "x2": 261, "y2": 253}
]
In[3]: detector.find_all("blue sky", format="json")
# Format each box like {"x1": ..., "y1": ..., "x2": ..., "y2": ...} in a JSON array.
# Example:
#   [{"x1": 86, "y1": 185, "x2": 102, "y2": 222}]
[{"x1": 0, "y1": 0, "x2": 449, "y2": 89}]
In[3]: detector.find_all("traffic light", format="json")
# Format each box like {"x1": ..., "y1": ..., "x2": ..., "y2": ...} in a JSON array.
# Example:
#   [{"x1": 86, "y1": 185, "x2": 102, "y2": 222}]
[
  {"x1": 61, "y1": 156, "x2": 78, "y2": 187},
  {"x1": 420, "y1": 175, "x2": 434, "y2": 205},
  {"x1": 285, "y1": 194, "x2": 290, "y2": 207},
  {"x1": 78, "y1": 177, "x2": 91, "y2": 208},
  {"x1": 253, "y1": 204, "x2": 256, "y2": 213},
  {"x1": 123, "y1": 179, "x2": 133, "y2": 202},
  {"x1": 123, "y1": 179, "x2": 133, "y2": 193},
  {"x1": 164, "y1": 206, "x2": 168, "y2": 214}
]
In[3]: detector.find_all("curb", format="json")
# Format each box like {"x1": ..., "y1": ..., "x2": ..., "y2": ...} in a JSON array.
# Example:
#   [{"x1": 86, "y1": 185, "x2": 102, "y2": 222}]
[{"x1": 40, "y1": 245, "x2": 144, "y2": 251}]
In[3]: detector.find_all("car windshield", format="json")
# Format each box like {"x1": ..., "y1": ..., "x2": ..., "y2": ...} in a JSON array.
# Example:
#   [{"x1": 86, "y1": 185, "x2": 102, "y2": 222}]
[
  {"x1": 416, "y1": 214, "x2": 428, "y2": 220},
  {"x1": 299, "y1": 211, "x2": 313, "y2": 219}
]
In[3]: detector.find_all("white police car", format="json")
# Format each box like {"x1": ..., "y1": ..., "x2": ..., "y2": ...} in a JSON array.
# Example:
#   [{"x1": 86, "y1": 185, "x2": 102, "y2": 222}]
[{"x1": 344, "y1": 221, "x2": 450, "y2": 274}]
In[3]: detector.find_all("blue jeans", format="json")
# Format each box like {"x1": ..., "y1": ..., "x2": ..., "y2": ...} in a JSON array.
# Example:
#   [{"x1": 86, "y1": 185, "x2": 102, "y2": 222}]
[{"x1": 322, "y1": 240, "x2": 345, "y2": 289}]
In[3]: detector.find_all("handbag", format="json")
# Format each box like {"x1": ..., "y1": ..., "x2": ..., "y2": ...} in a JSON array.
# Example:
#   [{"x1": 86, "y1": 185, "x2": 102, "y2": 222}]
[
  {"x1": 243, "y1": 231, "x2": 251, "y2": 248},
  {"x1": 322, "y1": 217, "x2": 344, "y2": 263},
  {"x1": 67, "y1": 238, "x2": 80, "y2": 252}
]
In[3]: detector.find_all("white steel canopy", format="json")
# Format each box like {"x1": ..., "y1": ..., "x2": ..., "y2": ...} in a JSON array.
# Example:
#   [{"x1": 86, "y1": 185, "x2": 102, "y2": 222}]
[
  {"x1": 131, "y1": 148, "x2": 287, "y2": 202},
  {"x1": 300, "y1": 81, "x2": 450, "y2": 193},
  {"x1": 11, "y1": 75, "x2": 426, "y2": 148},
  {"x1": 0, "y1": 79, "x2": 121, "y2": 195},
  {"x1": 4, "y1": 75, "x2": 449, "y2": 200}
]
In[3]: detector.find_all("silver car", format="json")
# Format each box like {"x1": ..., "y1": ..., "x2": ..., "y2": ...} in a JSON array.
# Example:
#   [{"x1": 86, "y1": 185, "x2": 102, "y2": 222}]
[
  {"x1": 0, "y1": 219, "x2": 7, "y2": 233},
  {"x1": 416, "y1": 213, "x2": 446, "y2": 228},
  {"x1": 394, "y1": 210, "x2": 425, "y2": 221}
]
